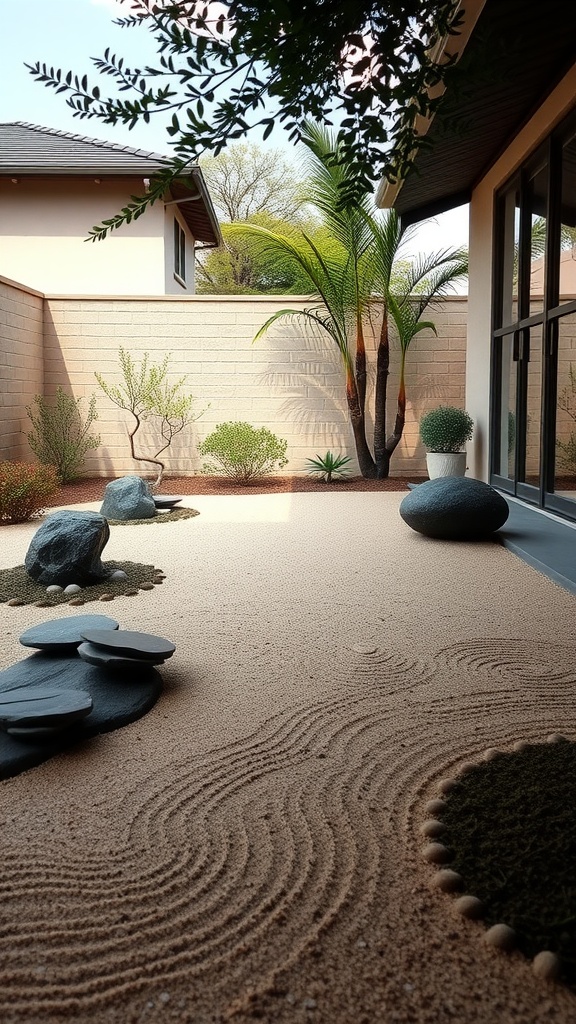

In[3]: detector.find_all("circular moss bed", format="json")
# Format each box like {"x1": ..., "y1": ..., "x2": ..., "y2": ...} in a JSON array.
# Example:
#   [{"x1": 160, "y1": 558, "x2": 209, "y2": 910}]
[
  {"x1": 440, "y1": 741, "x2": 576, "y2": 985},
  {"x1": 0, "y1": 561, "x2": 164, "y2": 606}
]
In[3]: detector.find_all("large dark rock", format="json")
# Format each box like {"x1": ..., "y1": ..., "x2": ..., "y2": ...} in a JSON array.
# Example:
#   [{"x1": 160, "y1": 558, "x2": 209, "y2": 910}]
[
  {"x1": 0, "y1": 651, "x2": 162, "y2": 780},
  {"x1": 399, "y1": 477, "x2": 509, "y2": 540},
  {"x1": 25, "y1": 511, "x2": 111, "y2": 586},
  {"x1": 100, "y1": 476, "x2": 156, "y2": 521},
  {"x1": 20, "y1": 614, "x2": 119, "y2": 652}
]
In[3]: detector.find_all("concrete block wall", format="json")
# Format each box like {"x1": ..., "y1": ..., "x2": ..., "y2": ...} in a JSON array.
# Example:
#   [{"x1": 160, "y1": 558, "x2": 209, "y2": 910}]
[
  {"x1": 0, "y1": 279, "x2": 467, "y2": 478},
  {"x1": 42, "y1": 294, "x2": 467, "y2": 478},
  {"x1": 0, "y1": 276, "x2": 44, "y2": 462}
]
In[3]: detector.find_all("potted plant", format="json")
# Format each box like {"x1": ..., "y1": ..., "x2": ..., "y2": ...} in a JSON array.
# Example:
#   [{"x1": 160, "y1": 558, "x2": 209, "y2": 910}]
[{"x1": 419, "y1": 405, "x2": 474, "y2": 479}]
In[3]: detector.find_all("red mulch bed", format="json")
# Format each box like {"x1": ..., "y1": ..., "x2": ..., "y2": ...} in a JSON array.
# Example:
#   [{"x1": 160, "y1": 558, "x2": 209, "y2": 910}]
[{"x1": 51, "y1": 475, "x2": 420, "y2": 507}]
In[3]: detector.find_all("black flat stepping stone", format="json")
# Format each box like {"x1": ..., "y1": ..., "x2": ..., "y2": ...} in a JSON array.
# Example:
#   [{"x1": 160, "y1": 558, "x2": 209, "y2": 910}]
[
  {"x1": 77, "y1": 642, "x2": 166, "y2": 670},
  {"x1": 20, "y1": 614, "x2": 120, "y2": 652},
  {"x1": 0, "y1": 684, "x2": 93, "y2": 730},
  {"x1": 80, "y1": 629, "x2": 175, "y2": 659},
  {"x1": 0, "y1": 653, "x2": 162, "y2": 780},
  {"x1": 153, "y1": 495, "x2": 183, "y2": 509}
]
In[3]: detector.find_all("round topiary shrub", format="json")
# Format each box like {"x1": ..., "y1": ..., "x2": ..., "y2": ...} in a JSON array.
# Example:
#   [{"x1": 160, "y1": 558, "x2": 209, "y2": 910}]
[
  {"x1": 419, "y1": 406, "x2": 474, "y2": 453},
  {"x1": 198, "y1": 421, "x2": 289, "y2": 483}
]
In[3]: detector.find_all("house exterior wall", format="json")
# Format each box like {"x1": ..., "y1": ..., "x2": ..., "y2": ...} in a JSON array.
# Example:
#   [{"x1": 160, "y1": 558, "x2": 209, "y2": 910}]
[
  {"x1": 466, "y1": 62, "x2": 576, "y2": 480},
  {"x1": 39, "y1": 293, "x2": 467, "y2": 479},
  {"x1": 0, "y1": 275, "x2": 43, "y2": 462},
  {"x1": 0, "y1": 177, "x2": 168, "y2": 296}
]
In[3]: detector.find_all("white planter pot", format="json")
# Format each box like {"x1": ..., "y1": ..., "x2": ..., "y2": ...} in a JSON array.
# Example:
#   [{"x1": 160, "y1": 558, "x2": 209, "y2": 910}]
[{"x1": 426, "y1": 452, "x2": 467, "y2": 479}]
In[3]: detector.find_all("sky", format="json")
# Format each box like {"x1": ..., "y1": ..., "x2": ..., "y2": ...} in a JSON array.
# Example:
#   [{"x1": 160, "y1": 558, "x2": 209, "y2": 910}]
[{"x1": 0, "y1": 0, "x2": 469, "y2": 259}]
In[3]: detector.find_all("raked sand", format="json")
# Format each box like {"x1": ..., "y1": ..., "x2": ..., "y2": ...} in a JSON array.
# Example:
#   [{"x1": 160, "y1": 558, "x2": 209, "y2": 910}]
[{"x1": 0, "y1": 491, "x2": 575, "y2": 1024}]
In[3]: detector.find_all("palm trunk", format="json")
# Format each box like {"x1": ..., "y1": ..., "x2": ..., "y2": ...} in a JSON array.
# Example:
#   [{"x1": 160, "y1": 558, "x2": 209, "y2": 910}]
[
  {"x1": 345, "y1": 366, "x2": 376, "y2": 478},
  {"x1": 374, "y1": 311, "x2": 390, "y2": 478},
  {"x1": 381, "y1": 354, "x2": 407, "y2": 478}
]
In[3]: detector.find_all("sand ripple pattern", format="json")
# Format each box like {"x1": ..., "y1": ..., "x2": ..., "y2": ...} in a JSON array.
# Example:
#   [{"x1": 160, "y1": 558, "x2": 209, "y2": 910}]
[{"x1": 1, "y1": 634, "x2": 576, "y2": 1019}]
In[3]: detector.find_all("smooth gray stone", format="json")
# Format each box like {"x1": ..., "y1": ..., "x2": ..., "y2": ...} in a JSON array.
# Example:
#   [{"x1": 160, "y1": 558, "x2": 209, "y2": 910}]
[
  {"x1": 0, "y1": 684, "x2": 93, "y2": 728},
  {"x1": 100, "y1": 476, "x2": 156, "y2": 521},
  {"x1": 20, "y1": 614, "x2": 119, "y2": 652},
  {"x1": 77, "y1": 642, "x2": 165, "y2": 669},
  {"x1": 25, "y1": 511, "x2": 111, "y2": 586},
  {"x1": 80, "y1": 629, "x2": 176, "y2": 659},
  {"x1": 399, "y1": 477, "x2": 509, "y2": 539},
  {"x1": 153, "y1": 495, "x2": 183, "y2": 508},
  {"x1": 0, "y1": 652, "x2": 162, "y2": 779}
]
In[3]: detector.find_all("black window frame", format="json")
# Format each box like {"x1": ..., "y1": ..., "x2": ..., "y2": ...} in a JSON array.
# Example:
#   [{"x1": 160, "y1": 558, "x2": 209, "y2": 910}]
[{"x1": 174, "y1": 218, "x2": 186, "y2": 286}]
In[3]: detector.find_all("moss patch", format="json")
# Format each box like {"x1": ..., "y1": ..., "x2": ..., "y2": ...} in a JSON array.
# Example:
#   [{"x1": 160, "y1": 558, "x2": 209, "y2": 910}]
[
  {"x1": 107, "y1": 507, "x2": 199, "y2": 526},
  {"x1": 441, "y1": 742, "x2": 576, "y2": 984},
  {"x1": 0, "y1": 561, "x2": 164, "y2": 606}
]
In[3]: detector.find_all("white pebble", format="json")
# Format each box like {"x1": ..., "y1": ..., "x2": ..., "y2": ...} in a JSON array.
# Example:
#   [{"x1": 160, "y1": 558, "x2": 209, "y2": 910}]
[
  {"x1": 433, "y1": 869, "x2": 463, "y2": 892},
  {"x1": 352, "y1": 643, "x2": 377, "y2": 655},
  {"x1": 453, "y1": 895, "x2": 484, "y2": 919},
  {"x1": 422, "y1": 842, "x2": 450, "y2": 864},
  {"x1": 532, "y1": 950, "x2": 560, "y2": 980},
  {"x1": 46, "y1": 585, "x2": 63, "y2": 594},
  {"x1": 63, "y1": 584, "x2": 82, "y2": 595},
  {"x1": 420, "y1": 819, "x2": 445, "y2": 838},
  {"x1": 109, "y1": 569, "x2": 128, "y2": 581},
  {"x1": 484, "y1": 923, "x2": 515, "y2": 950}
]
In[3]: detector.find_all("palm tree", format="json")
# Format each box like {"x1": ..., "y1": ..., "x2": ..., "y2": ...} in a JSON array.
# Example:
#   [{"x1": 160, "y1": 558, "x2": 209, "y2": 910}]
[{"x1": 232, "y1": 123, "x2": 468, "y2": 478}]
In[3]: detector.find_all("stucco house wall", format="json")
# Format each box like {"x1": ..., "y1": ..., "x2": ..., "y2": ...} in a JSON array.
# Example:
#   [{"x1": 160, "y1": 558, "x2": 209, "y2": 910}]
[
  {"x1": 0, "y1": 276, "x2": 44, "y2": 462},
  {"x1": 0, "y1": 177, "x2": 196, "y2": 296},
  {"x1": 466, "y1": 63, "x2": 576, "y2": 480},
  {"x1": 40, "y1": 293, "x2": 466, "y2": 479}
]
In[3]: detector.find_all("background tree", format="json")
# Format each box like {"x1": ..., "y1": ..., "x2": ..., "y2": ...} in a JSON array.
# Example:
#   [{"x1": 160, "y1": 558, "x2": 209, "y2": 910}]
[
  {"x1": 28, "y1": 0, "x2": 464, "y2": 238},
  {"x1": 197, "y1": 214, "x2": 331, "y2": 294},
  {"x1": 199, "y1": 143, "x2": 304, "y2": 223},
  {"x1": 235, "y1": 123, "x2": 468, "y2": 478}
]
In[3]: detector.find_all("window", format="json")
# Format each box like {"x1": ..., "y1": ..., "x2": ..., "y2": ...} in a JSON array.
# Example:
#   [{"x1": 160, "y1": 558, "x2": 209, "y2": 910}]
[
  {"x1": 174, "y1": 219, "x2": 186, "y2": 284},
  {"x1": 491, "y1": 108, "x2": 576, "y2": 518}
]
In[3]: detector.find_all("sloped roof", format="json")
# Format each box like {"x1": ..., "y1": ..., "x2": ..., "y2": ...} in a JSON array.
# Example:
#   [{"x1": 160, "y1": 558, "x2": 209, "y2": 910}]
[
  {"x1": 0, "y1": 122, "x2": 221, "y2": 246},
  {"x1": 377, "y1": 0, "x2": 576, "y2": 226}
]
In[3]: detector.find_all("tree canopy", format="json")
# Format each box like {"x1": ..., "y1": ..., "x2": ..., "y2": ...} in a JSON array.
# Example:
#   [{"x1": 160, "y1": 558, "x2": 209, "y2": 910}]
[
  {"x1": 28, "y1": 0, "x2": 463, "y2": 238},
  {"x1": 198, "y1": 143, "x2": 304, "y2": 223}
]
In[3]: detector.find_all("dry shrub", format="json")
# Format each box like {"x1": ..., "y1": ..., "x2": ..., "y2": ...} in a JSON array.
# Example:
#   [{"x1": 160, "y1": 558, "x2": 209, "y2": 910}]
[{"x1": 0, "y1": 462, "x2": 59, "y2": 524}]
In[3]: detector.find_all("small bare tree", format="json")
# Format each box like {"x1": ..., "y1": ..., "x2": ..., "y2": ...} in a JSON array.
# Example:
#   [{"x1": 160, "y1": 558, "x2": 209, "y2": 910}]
[{"x1": 96, "y1": 348, "x2": 205, "y2": 490}]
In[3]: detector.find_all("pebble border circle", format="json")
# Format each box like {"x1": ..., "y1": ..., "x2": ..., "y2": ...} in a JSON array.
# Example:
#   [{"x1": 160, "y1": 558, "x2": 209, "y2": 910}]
[{"x1": 421, "y1": 740, "x2": 567, "y2": 985}]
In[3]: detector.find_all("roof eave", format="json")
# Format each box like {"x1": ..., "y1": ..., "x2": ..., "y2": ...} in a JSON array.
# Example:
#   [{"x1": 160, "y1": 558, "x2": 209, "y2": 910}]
[{"x1": 376, "y1": 0, "x2": 487, "y2": 213}]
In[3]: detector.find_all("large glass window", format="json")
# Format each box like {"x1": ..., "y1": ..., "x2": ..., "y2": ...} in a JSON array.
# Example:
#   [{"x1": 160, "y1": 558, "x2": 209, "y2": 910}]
[{"x1": 492, "y1": 109, "x2": 576, "y2": 520}]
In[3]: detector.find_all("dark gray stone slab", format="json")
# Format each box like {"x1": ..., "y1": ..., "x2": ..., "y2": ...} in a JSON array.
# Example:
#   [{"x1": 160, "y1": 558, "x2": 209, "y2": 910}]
[
  {"x1": 0, "y1": 653, "x2": 162, "y2": 780},
  {"x1": 100, "y1": 476, "x2": 156, "y2": 521},
  {"x1": 80, "y1": 629, "x2": 176, "y2": 659},
  {"x1": 20, "y1": 614, "x2": 120, "y2": 652},
  {"x1": 153, "y1": 495, "x2": 183, "y2": 509},
  {"x1": 399, "y1": 477, "x2": 509, "y2": 540},
  {"x1": 77, "y1": 642, "x2": 165, "y2": 669},
  {"x1": 25, "y1": 511, "x2": 111, "y2": 586},
  {"x1": 0, "y1": 684, "x2": 93, "y2": 728}
]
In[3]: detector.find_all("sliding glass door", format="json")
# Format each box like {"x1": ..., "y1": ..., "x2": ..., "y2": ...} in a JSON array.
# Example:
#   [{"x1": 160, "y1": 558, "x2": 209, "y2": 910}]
[{"x1": 491, "y1": 112, "x2": 576, "y2": 520}]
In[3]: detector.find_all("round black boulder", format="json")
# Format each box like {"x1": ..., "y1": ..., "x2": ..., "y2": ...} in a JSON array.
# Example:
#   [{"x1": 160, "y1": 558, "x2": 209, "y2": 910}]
[{"x1": 399, "y1": 477, "x2": 509, "y2": 540}]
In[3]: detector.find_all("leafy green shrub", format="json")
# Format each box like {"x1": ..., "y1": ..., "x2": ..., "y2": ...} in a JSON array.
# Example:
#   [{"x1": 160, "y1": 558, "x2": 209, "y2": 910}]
[
  {"x1": 419, "y1": 405, "x2": 474, "y2": 453},
  {"x1": 306, "y1": 451, "x2": 351, "y2": 483},
  {"x1": 198, "y1": 422, "x2": 288, "y2": 482},
  {"x1": 0, "y1": 462, "x2": 59, "y2": 524},
  {"x1": 27, "y1": 387, "x2": 100, "y2": 483}
]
